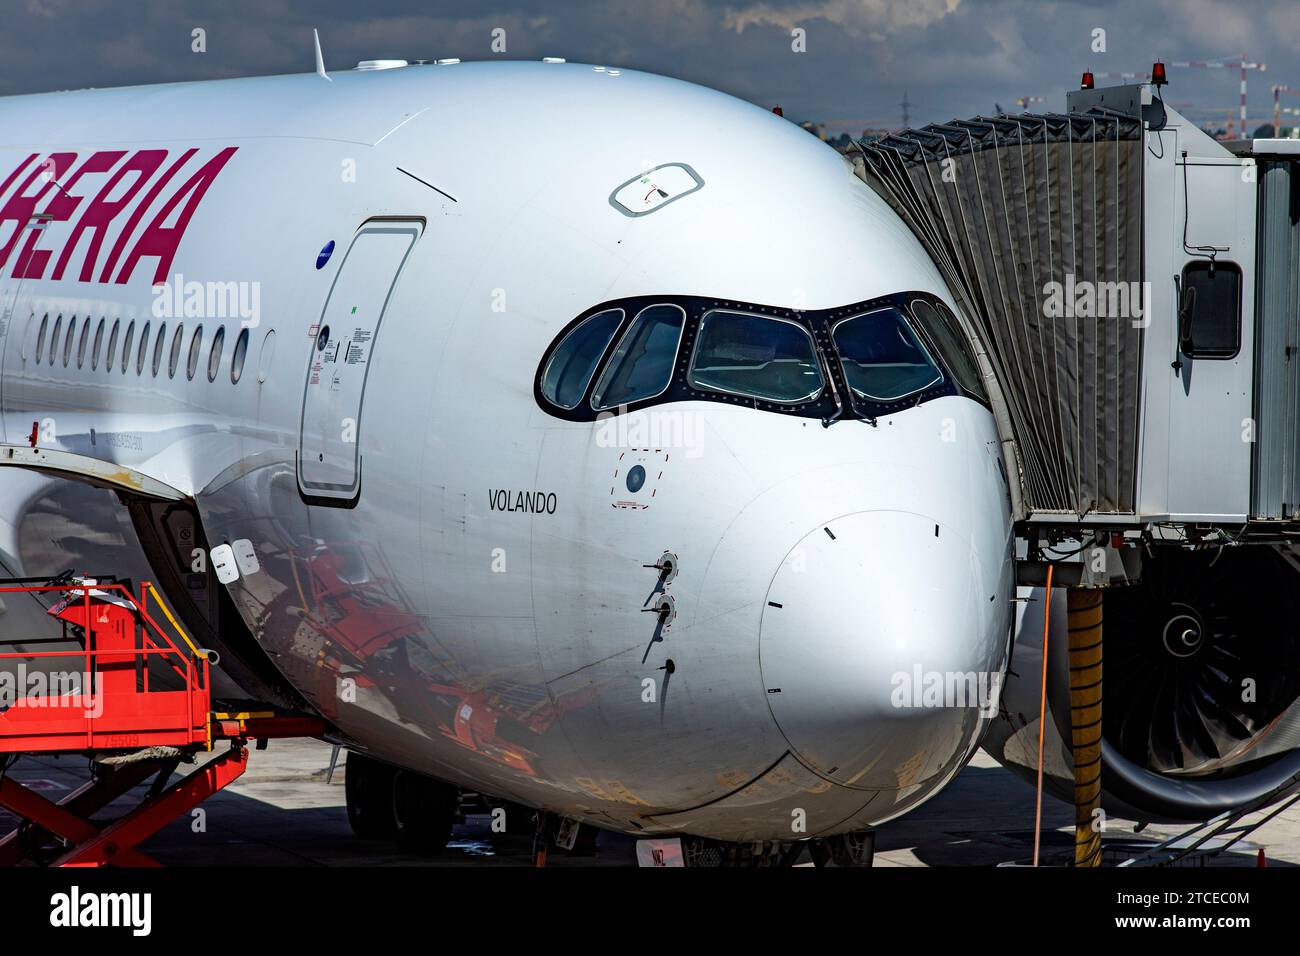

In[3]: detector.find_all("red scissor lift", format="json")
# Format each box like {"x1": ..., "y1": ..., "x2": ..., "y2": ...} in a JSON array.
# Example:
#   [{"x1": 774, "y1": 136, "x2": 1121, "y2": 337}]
[{"x1": 0, "y1": 577, "x2": 323, "y2": 866}]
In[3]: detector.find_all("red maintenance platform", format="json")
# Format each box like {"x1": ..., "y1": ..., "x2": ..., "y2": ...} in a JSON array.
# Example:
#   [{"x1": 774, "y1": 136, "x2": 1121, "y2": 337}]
[{"x1": 0, "y1": 576, "x2": 323, "y2": 866}]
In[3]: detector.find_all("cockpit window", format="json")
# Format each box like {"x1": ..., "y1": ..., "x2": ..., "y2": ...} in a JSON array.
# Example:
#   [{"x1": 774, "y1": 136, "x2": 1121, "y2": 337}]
[
  {"x1": 689, "y1": 310, "x2": 823, "y2": 403},
  {"x1": 534, "y1": 291, "x2": 981, "y2": 423},
  {"x1": 910, "y1": 299, "x2": 987, "y2": 401},
  {"x1": 591, "y1": 304, "x2": 684, "y2": 410},
  {"x1": 540, "y1": 308, "x2": 623, "y2": 409},
  {"x1": 832, "y1": 307, "x2": 943, "y2": 402}
]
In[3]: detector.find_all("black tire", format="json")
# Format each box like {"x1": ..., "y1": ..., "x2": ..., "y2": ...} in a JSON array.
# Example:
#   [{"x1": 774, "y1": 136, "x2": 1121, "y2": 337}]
[
  {"x1": 391, "y1": 769, "x2": 459, "y2": 854},
  {"x1": 345, "y1": 751, "x2": 397, "y2": 839}
]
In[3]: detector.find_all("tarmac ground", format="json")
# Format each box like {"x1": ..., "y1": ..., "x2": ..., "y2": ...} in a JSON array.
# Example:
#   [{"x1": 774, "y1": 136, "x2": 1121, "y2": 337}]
[{"x1": 2, "y1": 741, "x2": 1294, "y2": 866}]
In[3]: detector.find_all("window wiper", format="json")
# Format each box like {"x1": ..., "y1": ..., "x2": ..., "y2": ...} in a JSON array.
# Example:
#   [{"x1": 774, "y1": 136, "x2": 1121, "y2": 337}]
[
  {"x1": 819, "y1": 329, "x2": 847, "y2": 428},
  {"x1": 819, "y1": 333, "x2": 876, "y2": 427},
  {"x1": 845, "y1": 388, "x2": 878, "y2": 427},
  {"x1": 822, "y1": 387, "x2": 845, "y2": 428}
]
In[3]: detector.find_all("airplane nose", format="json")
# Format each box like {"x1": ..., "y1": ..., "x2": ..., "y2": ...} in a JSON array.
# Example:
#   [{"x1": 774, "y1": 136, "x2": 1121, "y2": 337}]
[{"x1": 759, "y1": 510, "x2": 1000, "y2": 793}]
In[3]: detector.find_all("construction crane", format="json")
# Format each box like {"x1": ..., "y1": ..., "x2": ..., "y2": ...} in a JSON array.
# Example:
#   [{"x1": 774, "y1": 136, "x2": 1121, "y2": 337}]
[
  {"x1": 1275, "y1": 86, "x2": 1300, "y2": 136},
  {"x1": 1091, "y1": 56, "x2": 1266, "y2": 132},
  {"x1": 1276, "y1": 105, "x2": 1300, "y2": 137}
]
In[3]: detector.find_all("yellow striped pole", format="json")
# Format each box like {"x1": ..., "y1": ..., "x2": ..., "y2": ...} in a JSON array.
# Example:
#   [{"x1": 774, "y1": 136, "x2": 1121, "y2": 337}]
[{"x1": 1068, "y1": 588, "x2": 1104, "y2": 867}]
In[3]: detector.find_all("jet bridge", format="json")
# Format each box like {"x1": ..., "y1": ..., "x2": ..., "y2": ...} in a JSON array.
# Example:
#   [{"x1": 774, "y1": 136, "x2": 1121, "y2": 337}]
[
  {"x1": 857, "y1": 76, "x2": 1300, "y2": 843},
  {"x1": 856, "y1": 82, "x2": 1281, "y2": 543}
]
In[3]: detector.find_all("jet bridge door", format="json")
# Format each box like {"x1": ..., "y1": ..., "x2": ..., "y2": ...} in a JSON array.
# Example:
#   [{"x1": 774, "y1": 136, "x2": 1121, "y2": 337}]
[
  {"x1": 1164, "y1": 158, "x2": 1257, "y2": 520},
  {"x1": 298, "y1": 220, "x2": 421, "y2": 501}
]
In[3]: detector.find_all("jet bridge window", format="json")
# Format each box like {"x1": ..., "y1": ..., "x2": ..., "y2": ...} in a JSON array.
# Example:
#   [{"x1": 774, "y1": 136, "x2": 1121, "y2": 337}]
[
  {"x1": 832, "y1": 307, "x2": 943, "y2": 402},
  {"x1": 591, "y1": 304, "x2": 685, "y2": 410},
  {"x1": 1180, "y1": 260, "x2": 1242, "y2": 358},
  {"x1": 689, "y1": 310, "x2": 823, "y2": 403},
  {"x1": 540, "y1": 308, "x2": 624, "y2": 409}
]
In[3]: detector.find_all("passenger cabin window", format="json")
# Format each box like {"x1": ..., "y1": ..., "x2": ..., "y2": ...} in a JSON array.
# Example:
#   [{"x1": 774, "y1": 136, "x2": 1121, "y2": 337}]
[
  {"x1": 106, "y1": 319, "x2": 120, "y2": 372},
  {"x1": 34, "y1": 314, "x2": 48, "y2": 364},
  {"x1": 91, "y1": 318, "x2": 105, "y2": 370},
  {"x1": 231, "y1": 328, "x2": 249, "y2": 384},
  {"x1": 168, "y1": 324, "x2": 184, "y2": 378},
  {"x1": 832, "y1": 307, "x2": 943, "y2": 402},
  {"x1": 121, "y1": 321, "x2": 135, "y2": 373},
  {"x1": 689, "y1": 310, "x2": 823, "y2": 403},
  {"x1": 48, "y1": 315, "x2": 62, "y2": 366},
  {"x1": 591, "y1": 304, "x2": 684, "y2": 410},
  {"x1": 77, "y1": 318, "x2": 90, "y2": 368},
  {"x1": 63, "y1": 317, "x2": 77, "y2": 367},
  {"x1": 208, "y1": 326, "x2": 224, "y2": 382},
  {"x1": 541, "y1": 309, "x2": 623, "y2": 408},
  {"x1": 153, "y1": 322, "x2": 167, "y2": 377},
  {"x1": 187, "y1": 325, "x2": 204, "y2": 380},
  {"x1": 909, "y1": 299, "x2": 987, "y2": 401},
  {"x1": 1180, "y1": 260, "x2": 1242, "y2": 358},
  {"x1": 137, "y1": 322, "x2": 151, "y2": 375}
]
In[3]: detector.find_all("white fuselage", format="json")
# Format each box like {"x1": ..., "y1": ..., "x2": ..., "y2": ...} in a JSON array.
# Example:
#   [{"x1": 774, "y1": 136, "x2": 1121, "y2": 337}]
[{"x1": 0, "y1": 61, "x2": 1013, "y2": 841}]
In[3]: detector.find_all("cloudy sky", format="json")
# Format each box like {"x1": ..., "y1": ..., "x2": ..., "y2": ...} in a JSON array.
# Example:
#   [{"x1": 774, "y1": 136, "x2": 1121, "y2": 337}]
[{"x1": 3, "y1": 1, "x2": 1299, "y2": 134}]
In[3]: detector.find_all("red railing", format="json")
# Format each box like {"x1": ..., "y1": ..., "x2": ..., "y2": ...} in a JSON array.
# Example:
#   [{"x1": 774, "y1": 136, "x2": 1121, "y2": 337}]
[{"x1": 0, "y1": 579, "x2": 211, "y2": 753}]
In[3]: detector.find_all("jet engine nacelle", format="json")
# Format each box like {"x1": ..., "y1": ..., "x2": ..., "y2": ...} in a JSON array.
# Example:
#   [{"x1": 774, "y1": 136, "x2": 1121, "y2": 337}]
[{"x1": 984, "y1": 544, "x2": 1300, "y2": 823}]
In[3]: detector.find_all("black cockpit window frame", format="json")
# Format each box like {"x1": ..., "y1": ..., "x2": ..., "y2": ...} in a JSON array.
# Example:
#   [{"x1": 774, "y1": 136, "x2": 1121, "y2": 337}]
[{"x1": 534, "y1": 291, "x2": 986, "y2": 424}]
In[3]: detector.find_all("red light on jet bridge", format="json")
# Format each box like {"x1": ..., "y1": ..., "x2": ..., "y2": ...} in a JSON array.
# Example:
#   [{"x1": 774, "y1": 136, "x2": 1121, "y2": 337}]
[
  {"x1": 1081, "y1": 71, "x2": 1095, "y2": 90},
  {"x1": 1151, "y1": 61, "x2": 1168, "y2": 87}
]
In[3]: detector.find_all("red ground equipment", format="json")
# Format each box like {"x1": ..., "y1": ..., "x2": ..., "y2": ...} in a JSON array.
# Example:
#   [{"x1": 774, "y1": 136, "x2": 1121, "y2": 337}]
[{"x1": 0, "y1": 576, "x2": 322, "y2": 866}]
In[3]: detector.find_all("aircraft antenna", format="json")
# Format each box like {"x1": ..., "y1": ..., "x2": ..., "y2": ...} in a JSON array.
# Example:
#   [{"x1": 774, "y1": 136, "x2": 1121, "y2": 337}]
[{"x1": 314, "y1": 28, "x2": 330, "y2": 81}]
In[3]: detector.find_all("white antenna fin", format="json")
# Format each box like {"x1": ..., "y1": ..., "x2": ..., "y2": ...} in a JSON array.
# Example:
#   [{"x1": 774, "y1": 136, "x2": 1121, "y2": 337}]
[{"x1": 314, "y1": 28, "x2": 330, "y2": 81}]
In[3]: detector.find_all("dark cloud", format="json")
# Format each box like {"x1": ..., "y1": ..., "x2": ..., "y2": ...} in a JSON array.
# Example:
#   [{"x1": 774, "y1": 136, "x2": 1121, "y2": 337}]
[{"x1": 1, "y1": 0, "x2": 1295, "y2": 134}]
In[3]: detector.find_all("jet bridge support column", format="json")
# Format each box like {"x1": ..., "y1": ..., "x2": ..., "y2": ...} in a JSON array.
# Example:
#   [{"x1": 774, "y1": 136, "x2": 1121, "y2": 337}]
[{"x1": 1068, "y1": 588, "x2": 1104, "y2": 867}]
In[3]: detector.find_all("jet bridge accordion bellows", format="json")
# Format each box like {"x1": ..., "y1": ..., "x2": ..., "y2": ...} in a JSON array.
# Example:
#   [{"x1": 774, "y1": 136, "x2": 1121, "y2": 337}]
[{"x1": 856, "y1": 111, "x2": 1145, "y2": 516}]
